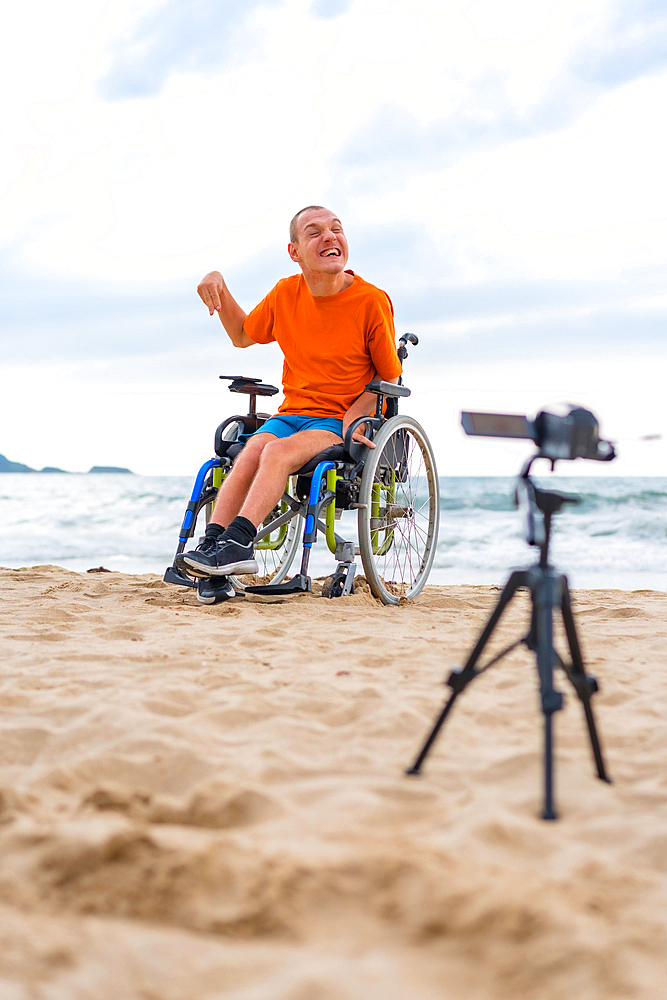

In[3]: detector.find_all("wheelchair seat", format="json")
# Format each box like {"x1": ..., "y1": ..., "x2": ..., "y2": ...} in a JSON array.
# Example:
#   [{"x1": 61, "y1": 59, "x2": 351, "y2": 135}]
[
  {"x1": 218, "y1": 440, "x2": 349, "y2": 474},
  {"x1": 295, "y1": 443, "x2": 348, "y2": 475}
]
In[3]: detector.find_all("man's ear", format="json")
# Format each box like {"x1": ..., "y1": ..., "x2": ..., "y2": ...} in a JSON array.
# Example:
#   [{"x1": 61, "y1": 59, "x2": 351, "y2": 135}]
[{"x1": 288, "y1": 242, "x2": 300, "y2": 263}]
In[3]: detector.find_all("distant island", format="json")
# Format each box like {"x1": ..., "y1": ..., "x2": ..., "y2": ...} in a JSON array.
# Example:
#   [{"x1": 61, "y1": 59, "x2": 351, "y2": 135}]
[
  {"x1": 0, "y1": 453, "x2": 133, "y2": 475},
  {"x1": 88, "y1": 466, "x2": 134, "y2": 474}
]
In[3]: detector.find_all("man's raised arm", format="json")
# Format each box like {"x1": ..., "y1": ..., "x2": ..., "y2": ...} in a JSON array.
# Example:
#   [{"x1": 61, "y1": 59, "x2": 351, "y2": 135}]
[{"x1": 197, "y1": 271, "x2": 254, "y2": 348}]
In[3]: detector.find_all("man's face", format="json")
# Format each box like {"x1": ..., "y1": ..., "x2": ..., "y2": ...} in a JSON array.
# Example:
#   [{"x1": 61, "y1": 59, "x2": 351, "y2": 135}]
[{"x1": 288, "y1": 209, "x2": 349, "y2": 275}]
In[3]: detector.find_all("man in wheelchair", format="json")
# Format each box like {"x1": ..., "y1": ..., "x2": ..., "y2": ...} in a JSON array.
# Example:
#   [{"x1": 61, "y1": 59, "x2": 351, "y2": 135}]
[{"x1": 177, "y1": 205, "x2": 403, "y2": 602}]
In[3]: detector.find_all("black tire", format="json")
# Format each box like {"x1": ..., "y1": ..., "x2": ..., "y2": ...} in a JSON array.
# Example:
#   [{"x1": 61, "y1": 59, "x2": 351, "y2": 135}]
[
  {"x1": 322, "y1": 572, "x2": 351, "y2": 599},
  {"x1": 357, "y1": 415, "x2": 439, "y2": 605}
]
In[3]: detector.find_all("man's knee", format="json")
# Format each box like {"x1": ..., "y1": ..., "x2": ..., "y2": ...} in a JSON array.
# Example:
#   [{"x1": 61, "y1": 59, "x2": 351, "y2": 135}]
[
  {"x1": 257, "y1": 436, "x2": 292, "y2": 468},
  {"x1": 258, "y1": 430, "x2": 331, "y2": 474},
  {"x1": 232, "y1": 434, "x2": 273, "y2": 471}
]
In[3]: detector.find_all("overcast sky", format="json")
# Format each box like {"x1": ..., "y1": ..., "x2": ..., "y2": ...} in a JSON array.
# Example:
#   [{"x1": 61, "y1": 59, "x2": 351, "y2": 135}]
[{"x1": 1, "y1": 0, "x2": 666, "y2": 475}]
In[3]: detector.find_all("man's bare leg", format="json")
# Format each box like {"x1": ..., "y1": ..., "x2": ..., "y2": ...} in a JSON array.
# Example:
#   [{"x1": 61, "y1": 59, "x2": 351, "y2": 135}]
[
  {"x1": 180, "y1": 428, "x2": 342, "y2": 577},
  {"x1": 208, "y1": 432, "x2": 277, "y2": 527},
  {"x1": 238, "y1": 428, "x2": 342, "y2": 527}
]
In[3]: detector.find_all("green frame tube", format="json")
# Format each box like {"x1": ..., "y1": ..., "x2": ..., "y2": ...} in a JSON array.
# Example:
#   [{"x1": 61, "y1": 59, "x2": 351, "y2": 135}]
[
  {"x1": 258, "y1": 504, "x2": 289, "y2": 550},
  {"x1": 371, "y1": 472, "x2": 396, "y2": 556},
  {"x1": 325, "y1": 468, "x2": 338, "y2": 554}
]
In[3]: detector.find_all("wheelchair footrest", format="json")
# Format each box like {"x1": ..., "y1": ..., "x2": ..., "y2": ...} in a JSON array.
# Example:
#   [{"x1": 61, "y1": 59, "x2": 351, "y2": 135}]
[
  {"x1": 164, "y1": 565, "x2": 198, "y2": 588},
  {"x1": 244, "y1": 574, "x2": 312, "y2": 596}
]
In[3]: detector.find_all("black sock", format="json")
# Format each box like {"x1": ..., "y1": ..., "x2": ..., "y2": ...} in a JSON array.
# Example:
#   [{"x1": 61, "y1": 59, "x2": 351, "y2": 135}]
[
  {"x1": 204, "y1": 522, "x2": 226, "y2": 540},
  {"x1": 224, "y1": 515, "x2": 257, "y2": 546}
]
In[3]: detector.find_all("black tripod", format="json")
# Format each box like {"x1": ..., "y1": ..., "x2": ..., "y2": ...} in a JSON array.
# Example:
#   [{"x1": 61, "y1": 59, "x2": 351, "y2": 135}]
[{"x1": 407, "y1": 461, "x2": 612, "y2": 820}]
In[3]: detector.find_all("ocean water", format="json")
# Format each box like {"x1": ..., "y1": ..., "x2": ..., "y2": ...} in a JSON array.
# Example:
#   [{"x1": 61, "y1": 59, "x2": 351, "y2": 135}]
[{"x1": 0, "y1": 474, "x2": 665, "y2": 592}]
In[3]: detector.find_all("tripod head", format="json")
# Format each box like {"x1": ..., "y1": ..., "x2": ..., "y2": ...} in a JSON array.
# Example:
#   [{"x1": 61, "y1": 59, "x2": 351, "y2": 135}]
[{"x1": 515, "y1": 459, "x2": 579, "y2": 567}]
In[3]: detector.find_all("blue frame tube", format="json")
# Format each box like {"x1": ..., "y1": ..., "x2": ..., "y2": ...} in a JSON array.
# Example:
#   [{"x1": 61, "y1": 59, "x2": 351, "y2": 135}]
[
  {"x1": 302, "y1": 461, "x2": 334, "y2": 548},
  {"x1": 178, "y1": 458, "x2": 222, "y2": 542}
]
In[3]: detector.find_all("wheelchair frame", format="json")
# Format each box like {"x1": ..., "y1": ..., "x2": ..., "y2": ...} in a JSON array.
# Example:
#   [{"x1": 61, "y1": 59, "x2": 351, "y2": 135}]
[{"x1": 164, "y1": 335, "x2": 440, "y2": 605}]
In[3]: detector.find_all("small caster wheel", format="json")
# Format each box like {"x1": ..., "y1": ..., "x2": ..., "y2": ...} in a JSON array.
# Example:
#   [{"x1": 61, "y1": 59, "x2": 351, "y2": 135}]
[{"x1": 322, "y1": 572, "x2": 352, "y2": 598}]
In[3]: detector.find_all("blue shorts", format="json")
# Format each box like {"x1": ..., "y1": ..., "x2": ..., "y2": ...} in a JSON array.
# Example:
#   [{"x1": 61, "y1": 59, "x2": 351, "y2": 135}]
[{"x1": 253, "y1": 414, "x2": 343, "y2": 440}]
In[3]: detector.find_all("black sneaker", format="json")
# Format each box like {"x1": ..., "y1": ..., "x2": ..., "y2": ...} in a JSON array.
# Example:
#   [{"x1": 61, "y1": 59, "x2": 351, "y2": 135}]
[
  {"x1": 181, "y1": 536, "x2": 259, "y2": 577},
  {"x1": 175, "y1": 534, "x2": 218, "y2": 578},
  {"x1": 197, "y1": 576, "x2": 236, "y2": 605}
]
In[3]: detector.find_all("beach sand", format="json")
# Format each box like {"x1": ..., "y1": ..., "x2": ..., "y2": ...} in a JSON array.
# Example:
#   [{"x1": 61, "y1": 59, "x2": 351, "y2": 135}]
[{"x1": 1, "y1": 564, "x2": 666, "y2": 999}]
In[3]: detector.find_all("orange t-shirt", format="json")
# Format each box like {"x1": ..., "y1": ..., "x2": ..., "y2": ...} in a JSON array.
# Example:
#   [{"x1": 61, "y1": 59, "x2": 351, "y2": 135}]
[{"x1": 243, "y1": 272, "x2": 403, "y2": 418}]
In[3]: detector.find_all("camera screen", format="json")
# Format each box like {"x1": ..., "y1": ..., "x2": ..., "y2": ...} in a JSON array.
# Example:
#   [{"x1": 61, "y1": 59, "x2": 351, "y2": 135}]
[{"x1": 461, "y1": 412, "x2": 534, "y2": 439}]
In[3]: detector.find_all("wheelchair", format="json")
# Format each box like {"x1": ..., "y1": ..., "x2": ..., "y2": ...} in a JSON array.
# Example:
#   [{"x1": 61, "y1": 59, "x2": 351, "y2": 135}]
[{"x1": 164, "y1": 334, "x2": 440, "y2": 606}]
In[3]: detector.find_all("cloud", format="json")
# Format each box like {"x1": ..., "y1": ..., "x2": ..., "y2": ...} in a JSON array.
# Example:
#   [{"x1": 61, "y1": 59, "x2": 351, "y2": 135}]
[
  {"x1": 0, "y1": 283, "x2": 198, "y2": 363},
  {"x1": 344, "y1": 221, "x2": 667, "y2": 364},
  {"x1": 309, "y1": 0, "x2": 352, "y2": 18},
  {"x1": 398, "y1": 294, "x2": 667, "y2": 367},
  {"x1": 0, "y1": 244, "x2": 294, "y2": 364},
  {"x1": 347, "y1": 221, "x2": 452, "y2": 289},
  {"x1": 575, "y1": 0, "x2": 667, "y2": 85},
  {"x1": 336, "y1": 78, "x2": 595, "y2": 193},
  {"x1": 99, "y1": 0, "x2": 282, "y2": 99},
  {"x1": 337, "y1": 2, "x2": 667, "y2": 194},
  {"x1": 3, "y1": 236, "x2": 664, "y2": 372}
]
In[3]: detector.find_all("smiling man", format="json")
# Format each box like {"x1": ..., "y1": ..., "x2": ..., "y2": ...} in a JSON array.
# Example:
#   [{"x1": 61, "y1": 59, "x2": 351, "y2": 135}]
[{"x1": 180, "y1": 206, "x2": 402, "y2": 602}]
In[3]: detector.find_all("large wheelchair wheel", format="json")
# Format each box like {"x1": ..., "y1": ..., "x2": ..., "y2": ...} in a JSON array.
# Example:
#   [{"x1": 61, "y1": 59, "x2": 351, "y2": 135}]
[
  {"x1": 357, "y1": 415, "x2": 439, "y2": 605},
  {"x1": 229, "y1": 476, "x2": 302, "y2": 590}
]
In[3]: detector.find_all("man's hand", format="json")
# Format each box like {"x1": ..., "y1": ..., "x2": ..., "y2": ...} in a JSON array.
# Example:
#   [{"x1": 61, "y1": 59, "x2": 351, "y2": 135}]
[
  {"x1": 345, "y1": 421, "x2": 376, "y2": 449},
  {"x1": 342, "y1": 377, "x2": 400, "y2": 450},
  {"x1": 197, "y1": 271, "x2": 225, "y2": 315},
  {"x1": 197, "y1": 270, "x2": 252, "y2": 347}
]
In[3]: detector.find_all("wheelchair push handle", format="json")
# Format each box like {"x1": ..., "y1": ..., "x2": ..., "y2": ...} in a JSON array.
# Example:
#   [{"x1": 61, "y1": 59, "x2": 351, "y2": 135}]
[{"x1": 398, "y1": 332, "x2": 418, "y2": 361}]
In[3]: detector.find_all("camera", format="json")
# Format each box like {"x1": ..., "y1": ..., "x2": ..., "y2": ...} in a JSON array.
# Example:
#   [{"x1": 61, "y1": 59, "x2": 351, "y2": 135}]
[{"x1": 461, "y1": 404, "x2": 615, "y2": 464}]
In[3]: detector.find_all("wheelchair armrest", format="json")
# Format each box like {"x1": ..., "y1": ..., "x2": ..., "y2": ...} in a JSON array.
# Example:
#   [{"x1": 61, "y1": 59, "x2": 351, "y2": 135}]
[
  {"x1": 214, "y1": 438, "x2": 243, "y2": 460},
  {"x1": 365, "y1": 379, "x2": 411, "y2": 398},
  {"x1": 214, "y1": 412, "x2": 276, "y2": 458},
  {"x1": 219, "y1": 375, "x2": 279, "y2": 397},
  {"x1": 344, "y1": 416, "x2": 383, "y2": 463},
  {"x1": 215, "y1": 415, "x2": 262, "y2": 458}
]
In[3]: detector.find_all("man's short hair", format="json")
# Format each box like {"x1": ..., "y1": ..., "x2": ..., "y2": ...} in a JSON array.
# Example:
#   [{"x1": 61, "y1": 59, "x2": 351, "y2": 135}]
[{"x1": 289, "y1": 205, "x2": 327, "y2": 243}]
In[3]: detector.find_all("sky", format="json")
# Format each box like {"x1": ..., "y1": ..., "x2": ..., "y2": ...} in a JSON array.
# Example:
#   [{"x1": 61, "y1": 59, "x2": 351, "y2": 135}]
[{"x1": 1, "y1": 0, "x2": 666, "y2": 476}]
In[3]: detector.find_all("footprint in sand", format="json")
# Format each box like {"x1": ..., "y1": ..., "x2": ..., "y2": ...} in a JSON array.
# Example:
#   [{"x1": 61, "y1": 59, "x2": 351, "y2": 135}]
[
  {"x1": 143, "y1": 691, "x2": 200, "y2": 717},
  {"x1": 83, "y1": 781, "x2": 281, "y2": 829},
  {"x1": 606, "y1": 607, "x2": 645, "y2": 618},
  {"x1": 1, "y1": 727, "x2": 52, "y2": 766},
  {"x1": 236, "y1": 626, "x2": 287, "y2": 647},
  {"x1": 579, "y1": 606, "x2": 645, "y2": 619},
  {"x1": 92, "y1": 627, "x2": 146, "y2": 640},
  {"x1": 150, "y1": 787, "x2": 282, "y2": 829}
]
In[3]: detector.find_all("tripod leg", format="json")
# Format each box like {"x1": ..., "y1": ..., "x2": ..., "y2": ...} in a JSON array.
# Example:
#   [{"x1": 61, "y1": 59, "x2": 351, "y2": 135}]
[
  {"x1": 560, "y1": 578, "x2": 611, "y2": 784},
  {"x1": 405, "y1": 689, "x2": 460, "y2": 775},
  {"x1": 534, "y1": 573, "x2": 563, "y2": 820},
  {"x1": 406, "y1": 571, "x2": 527, "y2": 775},
  {"x1": 543, "y1": 713, "x2": 555, "y2": 821}
]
